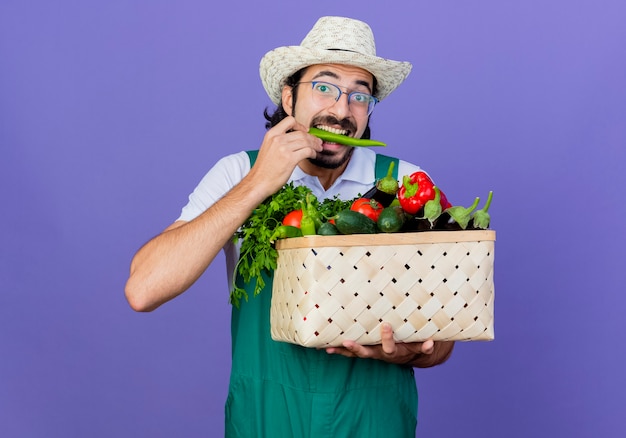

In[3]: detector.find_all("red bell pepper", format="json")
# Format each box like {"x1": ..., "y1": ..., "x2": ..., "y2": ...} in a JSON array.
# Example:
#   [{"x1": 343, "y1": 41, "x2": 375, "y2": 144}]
[{"x1": 397, "y1": 171, "x2": 452, "y2": 215}]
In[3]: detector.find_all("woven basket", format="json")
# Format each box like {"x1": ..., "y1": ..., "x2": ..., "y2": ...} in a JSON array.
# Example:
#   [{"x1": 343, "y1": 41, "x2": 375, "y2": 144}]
[{"x1": 270, "y1": 230, "x2": 495, "y2": 347}]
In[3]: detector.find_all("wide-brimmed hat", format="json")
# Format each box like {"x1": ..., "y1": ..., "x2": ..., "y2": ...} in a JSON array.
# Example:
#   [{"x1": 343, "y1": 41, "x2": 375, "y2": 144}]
[{"x1": 260, "y1": 16, "x2": 413, "y2": 106}]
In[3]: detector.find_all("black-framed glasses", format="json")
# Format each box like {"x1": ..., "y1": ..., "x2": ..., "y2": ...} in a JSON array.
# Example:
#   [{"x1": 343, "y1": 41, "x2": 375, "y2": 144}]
[{"x1": 296, "y1": 81, "x2": 379, "y2": 116}]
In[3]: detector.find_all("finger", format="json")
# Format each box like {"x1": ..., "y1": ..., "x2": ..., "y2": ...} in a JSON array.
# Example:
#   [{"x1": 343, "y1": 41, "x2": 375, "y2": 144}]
[
  {"x1": 380, "y1": 322, "x2": 397, "y2": 355},
  {"x1": 325, "y1": 346, "x2": 355, "y2": 358},
  {"x1": 291, "y1": 130, "x2": 323, "y2": 152},
  {"x1": 259, "y1": 121, "x2": 321, "y2": 163},
  {"x1": 421, "y1": 339, "x2": 435, "y2": 355},
  {"x1": 341, "y1": 340, "x2": 373, "y2": 359},
  {"x1": 273, "y1": 119, "x2": 322, "y2": 152},
  {"x1": 290, "y1": 119, "x2": 310, "y2": 133},
  {"x1": 277, "y1": 119, "x2": 323, "y2": 153},
  {"x1": 273, "y1": 115, "x2": 298, "y2": 134}
]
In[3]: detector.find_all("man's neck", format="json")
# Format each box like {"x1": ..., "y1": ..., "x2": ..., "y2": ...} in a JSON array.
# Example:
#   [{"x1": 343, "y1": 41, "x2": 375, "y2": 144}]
[{"x1": 298, "y1": 160, "x2": 350, "y2": 191}]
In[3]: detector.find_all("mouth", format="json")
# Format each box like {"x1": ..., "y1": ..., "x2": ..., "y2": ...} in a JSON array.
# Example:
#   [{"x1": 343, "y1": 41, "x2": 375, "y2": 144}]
[{"x1": 314, "y1": 125, "x2": 351, "y2": 142}]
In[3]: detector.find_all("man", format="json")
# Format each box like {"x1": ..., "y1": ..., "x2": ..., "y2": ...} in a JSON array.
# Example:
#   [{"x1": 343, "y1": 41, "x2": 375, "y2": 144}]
[{"x1": 126, "y1": 16, "x2": 454, "y2": 437}]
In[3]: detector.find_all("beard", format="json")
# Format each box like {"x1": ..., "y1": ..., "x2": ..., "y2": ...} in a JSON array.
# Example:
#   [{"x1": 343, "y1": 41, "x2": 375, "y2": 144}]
[
  {"x1": 308, "y1": 147, "x2": 355, "y2": 169},
  {"x1": 306, "y1": 114, "x2": 358, "y2": 168}
]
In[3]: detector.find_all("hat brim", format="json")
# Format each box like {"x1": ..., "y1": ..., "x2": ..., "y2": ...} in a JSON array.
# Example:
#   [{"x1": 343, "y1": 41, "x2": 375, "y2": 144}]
[{"x1": 260, "y1": 46, "x2": 412, "y2": 106}]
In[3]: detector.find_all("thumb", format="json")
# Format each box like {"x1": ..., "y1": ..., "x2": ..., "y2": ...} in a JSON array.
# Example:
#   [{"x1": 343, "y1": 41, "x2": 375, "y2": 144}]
[
  {"x1": 381, "y1": 323, "x2": 397, "y2": 355},
  {"x1": 421, "y1": 339, "x2": 435, "y2": 355}
]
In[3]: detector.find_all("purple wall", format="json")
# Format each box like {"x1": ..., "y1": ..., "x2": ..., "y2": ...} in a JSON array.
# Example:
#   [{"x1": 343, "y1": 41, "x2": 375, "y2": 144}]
[{"x1": 1, "y1": 1, "x2": 624, "y2": 437}]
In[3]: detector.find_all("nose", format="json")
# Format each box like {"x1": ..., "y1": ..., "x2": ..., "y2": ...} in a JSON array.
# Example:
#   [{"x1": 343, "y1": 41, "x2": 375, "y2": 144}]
[{"x1": 328, "y1": 92, "x2": 352, "y2": 119}]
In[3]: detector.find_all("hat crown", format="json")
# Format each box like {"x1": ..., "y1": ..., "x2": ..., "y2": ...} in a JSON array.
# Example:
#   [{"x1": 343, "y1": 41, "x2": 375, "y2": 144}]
[
  {"x1": 259, "y1": 16, "x2": 412, "y2": 105},
  {"x1": 300, "y1": 17, "x2": 376, "y2": 57}
]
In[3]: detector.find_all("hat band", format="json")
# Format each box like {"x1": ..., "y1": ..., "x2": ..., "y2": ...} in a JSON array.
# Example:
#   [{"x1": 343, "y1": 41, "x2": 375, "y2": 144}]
[{"x1": 326, "y1": 48, "x2": 361, "y2": 54}]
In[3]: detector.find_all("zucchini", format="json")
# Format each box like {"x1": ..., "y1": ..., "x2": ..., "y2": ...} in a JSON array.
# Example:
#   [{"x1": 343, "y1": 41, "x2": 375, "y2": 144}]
[
  {"x1": 334, "y1": 210, "x2": 378, "y2": 235},
  {"x1": 317, "y1": 221, "x2": 340, "y2": 236}
]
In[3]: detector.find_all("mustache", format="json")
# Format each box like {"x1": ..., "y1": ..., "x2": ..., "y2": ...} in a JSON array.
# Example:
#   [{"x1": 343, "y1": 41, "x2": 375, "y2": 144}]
[{"x1": 311, "y1": 116, "x2": 356, "y2": 134}]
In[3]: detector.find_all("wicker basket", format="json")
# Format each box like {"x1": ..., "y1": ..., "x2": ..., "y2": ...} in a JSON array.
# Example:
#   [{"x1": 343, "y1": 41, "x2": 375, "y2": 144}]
[{"x1": 270, "y1": 230, "x2": 495, "y2": 347}]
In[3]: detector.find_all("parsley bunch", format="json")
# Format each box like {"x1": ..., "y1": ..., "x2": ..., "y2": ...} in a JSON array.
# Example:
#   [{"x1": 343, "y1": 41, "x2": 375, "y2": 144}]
[
  {"x1": 230, "y1": 183, "x2": 352, "y2": 307},
  {"x1": 230, "y1": 183, "x2": 310, "y2": 307}
]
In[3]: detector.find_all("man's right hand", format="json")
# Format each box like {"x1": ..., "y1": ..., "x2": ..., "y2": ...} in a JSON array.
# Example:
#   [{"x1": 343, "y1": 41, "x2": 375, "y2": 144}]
[{"x1": 247, "y1": 116, "x2": 322, "y2": 199}]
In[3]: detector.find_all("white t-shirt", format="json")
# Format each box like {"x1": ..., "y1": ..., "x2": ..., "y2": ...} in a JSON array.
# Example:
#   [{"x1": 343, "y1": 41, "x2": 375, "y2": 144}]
[{"x1": 177, "y1": 147, "x2": 422, "y2": 288}]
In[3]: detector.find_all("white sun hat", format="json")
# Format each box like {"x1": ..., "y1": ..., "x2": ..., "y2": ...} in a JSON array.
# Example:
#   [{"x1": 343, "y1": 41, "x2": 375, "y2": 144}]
[{"x1": 259, "y1": 16, "x2": 413, "y2": 106}]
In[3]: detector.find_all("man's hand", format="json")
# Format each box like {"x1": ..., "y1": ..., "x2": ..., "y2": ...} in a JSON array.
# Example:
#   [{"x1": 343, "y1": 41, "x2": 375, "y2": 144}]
[
  {"x1": 325, "y1": 322, "x2": 454, "y2": 368},
  {"x1": 248, "y1": 116, "x2": 322, "y2": 197}
]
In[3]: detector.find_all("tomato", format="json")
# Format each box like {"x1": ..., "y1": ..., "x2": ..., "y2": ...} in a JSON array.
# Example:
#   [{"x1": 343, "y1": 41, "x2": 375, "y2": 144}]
[
  {"x1": 350, "y1": 198, "x2": 383, "y2": 222},
  {"x1": 282, "y1": 209, "x2": 303, "y2": 228}
]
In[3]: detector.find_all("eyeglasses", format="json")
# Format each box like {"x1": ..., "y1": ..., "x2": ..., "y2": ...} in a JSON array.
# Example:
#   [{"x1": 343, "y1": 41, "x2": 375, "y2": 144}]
[{"x1": 296, "y1": 81, "x2": 379, "y2": 116}]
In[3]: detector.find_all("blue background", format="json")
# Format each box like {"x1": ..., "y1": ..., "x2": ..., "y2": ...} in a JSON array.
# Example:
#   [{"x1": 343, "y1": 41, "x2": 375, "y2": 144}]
[{"x1": 1, "y1": 1, "x2": 625, "y2": 437}]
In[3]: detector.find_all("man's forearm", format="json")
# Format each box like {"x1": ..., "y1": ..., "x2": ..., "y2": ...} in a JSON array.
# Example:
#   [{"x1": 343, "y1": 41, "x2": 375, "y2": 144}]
[{"x1": 124, "y1": 176, "x2": 270, "y2": 312}]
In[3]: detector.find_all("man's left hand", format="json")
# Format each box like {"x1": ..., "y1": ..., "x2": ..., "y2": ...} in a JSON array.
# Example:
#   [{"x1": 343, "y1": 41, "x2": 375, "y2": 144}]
[{"x1": 325, "y1": 322, "x2": 454, "y2": 368}]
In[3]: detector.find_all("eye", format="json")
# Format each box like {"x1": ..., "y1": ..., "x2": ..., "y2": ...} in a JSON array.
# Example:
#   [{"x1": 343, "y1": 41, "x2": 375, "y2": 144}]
[
  {"x1": 351, "y1": 92, "x2": 371, "y2": 104},
  {"x1": 314, "y1": 83, "x2": 333, "y2": 94}
]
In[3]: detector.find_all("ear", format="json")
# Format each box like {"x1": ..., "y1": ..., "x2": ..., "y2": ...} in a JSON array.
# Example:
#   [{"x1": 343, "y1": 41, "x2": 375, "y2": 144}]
[{"x1": 281, "y1": 85, "x2": 294, "y2": 116}]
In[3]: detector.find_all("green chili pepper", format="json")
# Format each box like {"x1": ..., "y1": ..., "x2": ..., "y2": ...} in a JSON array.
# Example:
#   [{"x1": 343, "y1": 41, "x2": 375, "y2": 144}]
[
  {"x1": 269, "y1": 225, "x2": 302, "y2": 242},
  {"x1": 300, "y1": 215, "x2": 316, "y2": 236},
  {"x1": 304, "y1": 193, "x2": 323, "y2": 229},
  {"x1": 308, "y1": 127, "x2": 386, "y2": 147},
  {"x1": 299, "y1": 200, "x2": 317, "y2": 236}
]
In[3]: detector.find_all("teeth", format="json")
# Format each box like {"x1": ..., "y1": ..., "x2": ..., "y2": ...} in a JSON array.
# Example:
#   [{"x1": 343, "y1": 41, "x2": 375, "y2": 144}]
[{"x1": 316, "y1": 125, "x2": 348, "y2": 136}]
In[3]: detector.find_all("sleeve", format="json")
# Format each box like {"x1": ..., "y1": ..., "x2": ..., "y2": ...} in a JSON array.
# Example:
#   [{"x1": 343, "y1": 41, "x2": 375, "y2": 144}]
[
  {"x1": 177, "y1": 151, "x2": 251, "y2": 222},
  {"x1": 397, "y1": 159, "x2": 423, "y2": 180}
]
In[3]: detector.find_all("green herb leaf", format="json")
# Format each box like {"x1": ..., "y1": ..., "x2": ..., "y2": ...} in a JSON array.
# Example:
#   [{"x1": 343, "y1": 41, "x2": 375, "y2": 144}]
[{"x1": 229, "y1": 184, "x2": 352, "y2": 307}]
